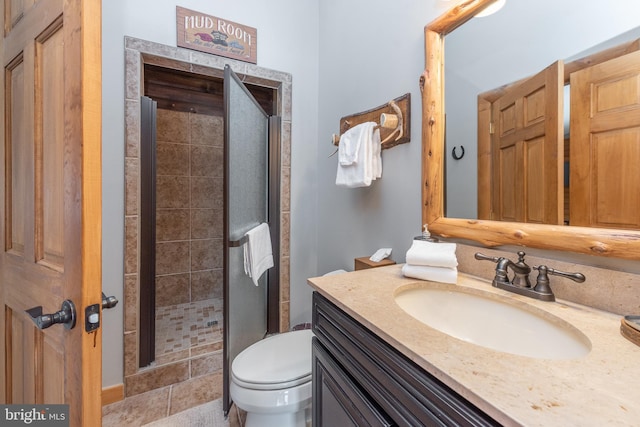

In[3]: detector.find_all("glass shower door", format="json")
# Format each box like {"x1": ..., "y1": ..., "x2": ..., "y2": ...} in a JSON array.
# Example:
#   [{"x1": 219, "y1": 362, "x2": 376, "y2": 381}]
[{"x1": 223, "y1": 64, "x2": 270, "y2": 414}]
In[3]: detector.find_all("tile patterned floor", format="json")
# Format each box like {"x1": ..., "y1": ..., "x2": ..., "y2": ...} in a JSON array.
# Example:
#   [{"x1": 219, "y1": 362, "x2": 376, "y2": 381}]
[
  {"x1": 155, "y1": 298, "x2": 223, "y2": 357},
  {"x1": 103, "y1": 394, "x2": 242, "y2": 427},
  {"x1": 141, "y1": 398, "x2": 240, "y2": 427}
]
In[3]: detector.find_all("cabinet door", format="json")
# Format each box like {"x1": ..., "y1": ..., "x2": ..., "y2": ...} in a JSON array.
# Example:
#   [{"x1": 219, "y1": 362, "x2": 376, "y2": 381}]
[{"x1": 313, "y1": 339, "x2": 394, "y2": 427}]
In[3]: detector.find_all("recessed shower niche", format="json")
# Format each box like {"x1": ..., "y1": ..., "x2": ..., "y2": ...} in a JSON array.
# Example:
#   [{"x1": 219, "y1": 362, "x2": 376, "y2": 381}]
[{"x1": 122, "y1": 37, "x2": 292, "y2": 413}]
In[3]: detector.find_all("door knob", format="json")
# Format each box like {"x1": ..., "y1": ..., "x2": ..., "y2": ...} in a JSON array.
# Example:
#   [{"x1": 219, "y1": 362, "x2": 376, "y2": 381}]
[
  {"x1": 26, "y1": 300, "x2": 76, "y2": 330},
  {"x1": 102, "y1": 292, "x2": 118, "y2": 309}
]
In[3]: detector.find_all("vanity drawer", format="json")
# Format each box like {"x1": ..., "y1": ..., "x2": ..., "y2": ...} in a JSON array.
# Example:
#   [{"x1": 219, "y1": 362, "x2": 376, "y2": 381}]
[{"x1": 312, "y1": 292, "x2": 499, "y2": 427}]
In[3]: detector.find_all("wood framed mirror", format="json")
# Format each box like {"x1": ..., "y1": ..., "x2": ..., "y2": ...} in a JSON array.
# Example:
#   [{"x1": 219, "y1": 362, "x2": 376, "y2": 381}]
[{"x1": 421, "y1": 0, "x2": 640, "y2": 260}]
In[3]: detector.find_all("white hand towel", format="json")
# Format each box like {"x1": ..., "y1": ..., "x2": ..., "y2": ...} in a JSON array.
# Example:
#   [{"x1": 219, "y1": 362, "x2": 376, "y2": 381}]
[
  {"x1": 372, "y1": 127, "x2": 382, "y2": 179},
  {"x1": 402, "y1": 264, "x2": 458, "y2": 284},
  {"x1": 336, "y1": 122, "x2": 380, "y2": 188},
  {"x1": 405, "y1": 240, "x2": 458, "y2": 268},
  {"x1": 243, "y1": 223, "x2": 274, "y2": 286},
  {"x1": 338, "y1": 125, "x2": 362, "y2": 166}
]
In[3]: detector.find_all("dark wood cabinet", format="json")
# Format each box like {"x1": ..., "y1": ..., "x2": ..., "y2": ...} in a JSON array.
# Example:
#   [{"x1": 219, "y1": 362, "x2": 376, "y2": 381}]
[
  {"x1": 312, "y1": 292, "x2": 500, "y2": 427},
  {"x1": 313, "y1": 338, "x2": 394, "y2": 426}
]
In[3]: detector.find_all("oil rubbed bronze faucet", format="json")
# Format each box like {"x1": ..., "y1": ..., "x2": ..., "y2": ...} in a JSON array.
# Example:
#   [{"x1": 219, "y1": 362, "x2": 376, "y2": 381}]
[{"x1": 474, "y1": 251, "x2": 585, "y2": 302}]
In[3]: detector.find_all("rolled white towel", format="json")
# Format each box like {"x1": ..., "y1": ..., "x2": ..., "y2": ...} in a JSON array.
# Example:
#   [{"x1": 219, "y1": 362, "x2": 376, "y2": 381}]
[
  {"x1": 405, "y1": 240, "x2": 458, "y2": 268},
  {"x1": 402, "y1": 264, "x2": 458, "y2": 284}
]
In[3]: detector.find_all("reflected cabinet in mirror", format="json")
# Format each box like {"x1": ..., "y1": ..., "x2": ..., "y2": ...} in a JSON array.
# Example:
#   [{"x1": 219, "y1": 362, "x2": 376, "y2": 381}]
[{"x1": 422, "y1": 0, "x2": 640, "y2": 259}]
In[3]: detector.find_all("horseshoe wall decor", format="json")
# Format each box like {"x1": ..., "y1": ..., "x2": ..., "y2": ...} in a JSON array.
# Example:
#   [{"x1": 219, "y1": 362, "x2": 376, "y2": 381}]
[{"x1": 452, "y1": 145, "x2": 465, "y2": 160}]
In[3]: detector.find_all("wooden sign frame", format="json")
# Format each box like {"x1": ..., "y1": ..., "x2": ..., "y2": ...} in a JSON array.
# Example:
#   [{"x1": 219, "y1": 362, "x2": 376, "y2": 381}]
[{"x1": 176, "y1": 6, "x2": 257, "y2": 64}]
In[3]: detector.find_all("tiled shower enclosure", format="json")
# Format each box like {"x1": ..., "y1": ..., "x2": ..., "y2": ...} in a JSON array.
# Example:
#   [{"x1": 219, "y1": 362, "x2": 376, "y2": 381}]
[{"x1": 153, "y1": 109, "x2": 224, "y2": 364}]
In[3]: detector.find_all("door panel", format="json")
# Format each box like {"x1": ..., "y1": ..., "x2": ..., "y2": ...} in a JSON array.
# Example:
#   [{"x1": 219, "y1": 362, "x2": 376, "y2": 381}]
[
  {"x1": 223, "y1": 65, "x2": 271, "y2": 414},
  {"x1": 525, "y1": 136, "x2": 546, "y2": 223},
  {"x1": 36, "y1": 22, "x2": 65, "y2": 269},
  {"x1": 487, "y1": 61, "x2": 564, "y2": 224},
  {"x1": 7, "y1": 56, "x2": 27, "y2": 256},
  {"x1": 6, "y1": 309, "x2": 39, "y2": 403},
  {"x1": 1, "y1": 0, "x2": 102, "y2": 425},
  {"x1": 570, "y1": 49, "x2": 640, "y2": 228}
]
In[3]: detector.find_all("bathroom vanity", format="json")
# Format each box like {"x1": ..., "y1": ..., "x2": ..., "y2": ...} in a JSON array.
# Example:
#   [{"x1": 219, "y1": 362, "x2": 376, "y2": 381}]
[
  {"x1": 308, "y1": 265, "x2": 640, "y2": 426},
  {"x1": 312, "y1": 291, "x2": 498, "y2": 426}
]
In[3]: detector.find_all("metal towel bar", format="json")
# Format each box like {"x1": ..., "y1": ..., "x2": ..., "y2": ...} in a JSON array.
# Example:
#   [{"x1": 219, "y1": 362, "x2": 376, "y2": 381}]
[
  {"x1": 228, "y1": 222, "x2": 263, "y2": 247},
  {"x1": 228, "y1": 234, "x2": 249, "y2": 247}
]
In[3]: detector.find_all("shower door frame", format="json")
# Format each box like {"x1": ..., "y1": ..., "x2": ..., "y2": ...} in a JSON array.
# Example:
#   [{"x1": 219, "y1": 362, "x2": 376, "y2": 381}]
[{"x1": 122, "y1": 36, "x2": 292, "y2": 398}]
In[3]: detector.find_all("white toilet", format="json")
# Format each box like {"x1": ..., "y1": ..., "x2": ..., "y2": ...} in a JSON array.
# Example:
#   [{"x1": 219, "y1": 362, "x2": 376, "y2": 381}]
[{"x1": 230, "y1": 328, "x2": 314, "y2": 427}]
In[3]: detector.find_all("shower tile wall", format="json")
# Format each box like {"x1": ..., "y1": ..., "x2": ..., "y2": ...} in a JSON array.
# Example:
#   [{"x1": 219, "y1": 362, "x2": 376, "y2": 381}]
[{"x1": 155, "y1": 109, "x2": 224, "y2": 307}]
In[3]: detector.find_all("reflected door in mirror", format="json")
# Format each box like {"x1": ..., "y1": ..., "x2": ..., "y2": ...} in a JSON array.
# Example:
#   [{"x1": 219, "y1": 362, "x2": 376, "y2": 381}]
[
  {"x1": 478, "y1": 61, "x2": 564, "y2": 224},
  {"x1": 570, "y1": 49, "x2": 640, "y2": 229}
]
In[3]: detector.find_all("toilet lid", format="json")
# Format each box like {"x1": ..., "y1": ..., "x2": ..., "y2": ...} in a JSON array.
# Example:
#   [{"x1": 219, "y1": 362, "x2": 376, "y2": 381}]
[{"x1": 231, "y1": 329, "x2": 314, "y2": 390}]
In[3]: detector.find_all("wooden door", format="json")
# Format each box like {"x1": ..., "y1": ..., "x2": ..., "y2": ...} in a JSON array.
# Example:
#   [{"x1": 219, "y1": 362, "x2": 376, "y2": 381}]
[
  {"x1": 570, "y1": 49, "x2": 640, "y2": 229},
  {"x1": 485, "y1": 61, "x2": 564, "y2": 224},
  {"x1": 1, "y1": 0, "x2": 102, "y2": 426}
]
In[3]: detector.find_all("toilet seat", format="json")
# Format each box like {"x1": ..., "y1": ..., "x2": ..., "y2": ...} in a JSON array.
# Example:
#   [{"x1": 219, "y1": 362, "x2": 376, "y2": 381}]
[
  {"x1": 231, "y1": 329, "x2": 314, "y2": 390},
  {"x1": 232, "y1": 372, "x2": 311, "y2": 390}
]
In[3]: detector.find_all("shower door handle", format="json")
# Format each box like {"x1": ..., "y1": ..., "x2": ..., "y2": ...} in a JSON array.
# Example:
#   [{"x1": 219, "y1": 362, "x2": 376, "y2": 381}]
[
  {"x1": 228, "y1": 223, "x2": 261, "y2": 247},
  {"x1": 228, "y1": 235, "x2": 249, "y2": 247}
]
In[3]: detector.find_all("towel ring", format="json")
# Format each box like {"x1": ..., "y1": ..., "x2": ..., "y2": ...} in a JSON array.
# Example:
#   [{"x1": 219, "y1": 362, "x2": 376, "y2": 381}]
[{"x1": 452, "y1": 145, "x2": 465, "y2": 160}]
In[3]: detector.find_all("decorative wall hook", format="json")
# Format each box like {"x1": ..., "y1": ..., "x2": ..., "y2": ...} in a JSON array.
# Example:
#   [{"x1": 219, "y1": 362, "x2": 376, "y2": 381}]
[
  {"x1": 379, "y1": 100, "x2": 404, "y2": 145},
  {"x1": 452, "y1": 145, "x2": 465, "y2": 160},
  {"x1": 331, "y1": 93, "x2": 411, "y2": 151}
]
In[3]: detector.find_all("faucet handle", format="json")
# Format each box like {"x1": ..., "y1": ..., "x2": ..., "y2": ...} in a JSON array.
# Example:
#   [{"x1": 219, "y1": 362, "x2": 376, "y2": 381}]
[
  {"x1": 532, "y1": 265, "x2": 554, "y2": 298},
  {"x1": 534, "y1": 265, "x2": 586, "y2": 283},
  {"x1": 475, "y1": 252, "x2": 510, "y2": 286},
  {"x1": 533, "y1": 265, "x2": 586, "y2": 301},
  {"x1": 474, "y1": 252, "x2": 500, "y2": 264}
]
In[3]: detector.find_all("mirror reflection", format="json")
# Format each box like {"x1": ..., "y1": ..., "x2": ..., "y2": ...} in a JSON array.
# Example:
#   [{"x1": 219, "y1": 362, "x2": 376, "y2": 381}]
[{"x1": 444, "y1": 0, "x2": 640, "y2": 230}]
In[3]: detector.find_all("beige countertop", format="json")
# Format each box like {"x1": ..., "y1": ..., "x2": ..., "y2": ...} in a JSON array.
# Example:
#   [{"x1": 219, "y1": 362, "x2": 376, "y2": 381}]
[{"x1": 307, "y1": 264, "x2": 640, "y2": 426}]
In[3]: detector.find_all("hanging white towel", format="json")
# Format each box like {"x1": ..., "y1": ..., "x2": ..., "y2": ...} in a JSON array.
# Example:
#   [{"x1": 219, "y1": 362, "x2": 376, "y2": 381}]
[
  {"x1": 338, "y1": 125, "x2": 362, "y2": 166},
  {"x1": 336, "y1": 122, "x2": 382, "y2": 188},
  {"x1": 405, "y1": 240, "x2": 458, "y2": 268},
  {"x1": 243, "y1": 223, "x2": 274, "y2": 286},
  {"x1": 371, "y1": 126, "x2": 382, "y2": 179},
  {"x1": 402, "y1": 264, "x2": 458, "y2": 284}
]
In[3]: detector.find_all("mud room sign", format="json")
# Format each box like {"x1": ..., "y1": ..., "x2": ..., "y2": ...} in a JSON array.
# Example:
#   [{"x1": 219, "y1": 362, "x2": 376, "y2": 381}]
[{"x1": 176, "y1": 6, "x2": 257, "y2": 64}]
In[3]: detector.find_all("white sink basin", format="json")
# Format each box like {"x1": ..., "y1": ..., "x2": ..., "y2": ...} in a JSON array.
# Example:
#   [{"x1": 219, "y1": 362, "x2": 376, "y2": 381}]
[{"x1": 395, "y1": 285, "x2": 591, "y2": 359}]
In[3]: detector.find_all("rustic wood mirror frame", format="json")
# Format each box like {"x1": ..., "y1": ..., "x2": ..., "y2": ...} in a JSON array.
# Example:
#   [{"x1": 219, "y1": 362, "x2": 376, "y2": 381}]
[{"x1": 421, "y1": 0, "x2": 640, "y2": 260}]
